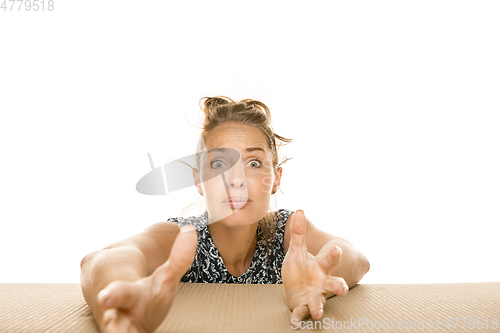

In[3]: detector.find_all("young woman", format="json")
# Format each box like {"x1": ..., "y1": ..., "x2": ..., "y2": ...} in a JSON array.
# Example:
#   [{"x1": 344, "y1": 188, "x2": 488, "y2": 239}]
[{"x1": 80, "y1": 96, "x2": 370, "y2": 333}]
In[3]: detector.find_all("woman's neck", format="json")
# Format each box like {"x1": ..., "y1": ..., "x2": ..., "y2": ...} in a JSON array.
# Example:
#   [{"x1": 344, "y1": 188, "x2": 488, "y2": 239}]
[{"x1": 208, "y1": 220, "x2": 258, "y2": 277}]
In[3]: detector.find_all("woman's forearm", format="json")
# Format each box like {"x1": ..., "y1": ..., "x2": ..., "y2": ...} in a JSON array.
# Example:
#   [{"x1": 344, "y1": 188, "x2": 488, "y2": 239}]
[
  {"x1": 319, "y1": 239, "x2": 370, "y2": 288},
  {"x1": 80, "y1": 246, "x2": 148, "y2": 328}
]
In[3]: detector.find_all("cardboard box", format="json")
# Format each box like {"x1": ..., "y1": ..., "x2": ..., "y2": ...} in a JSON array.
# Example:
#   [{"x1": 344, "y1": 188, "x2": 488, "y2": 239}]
[{"x1": 0, "y1": 282, "x2": 499, "y2": 332}]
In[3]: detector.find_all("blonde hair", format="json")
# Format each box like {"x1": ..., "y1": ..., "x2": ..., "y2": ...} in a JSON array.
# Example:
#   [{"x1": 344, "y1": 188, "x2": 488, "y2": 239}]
[{"x1": 188, "y1": 96, "x2": 293, "y2": 256}]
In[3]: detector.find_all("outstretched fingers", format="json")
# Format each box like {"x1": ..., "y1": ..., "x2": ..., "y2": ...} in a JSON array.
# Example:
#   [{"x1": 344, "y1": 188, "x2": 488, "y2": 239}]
[
  {"x1": 323, "y1": 276, "x2": 349, "y2": 297},
  {"x1": 289, "y1": 210, "x2": 307, "y2": 252},
  {"x1": 101, "y1": 308, "x2": 131, "y2": 333},
  {"x1": 98, "y1": 280, "x2": 140, "y2": 310},
  {"x1": 308, "y1": 292, "x2": 327, "y2": 320},
  {"x1": 291, "y1": 305, "x2": 310, "y2": 327},
  {"x1": 153, "y1": 225, "x2": 197, "y2": 294},
  {"x1": 316, "y1": 244, "x2": 342, "y2": 273},
  {"x1": 165, "y1": 225, "x2": 198, "y2": 280}
]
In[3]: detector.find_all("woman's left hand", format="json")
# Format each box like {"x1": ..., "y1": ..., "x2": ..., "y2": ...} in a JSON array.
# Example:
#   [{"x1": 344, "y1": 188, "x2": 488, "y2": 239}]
[{"x1": 282, "y1": 210, "x2": 349, "y2": 325}]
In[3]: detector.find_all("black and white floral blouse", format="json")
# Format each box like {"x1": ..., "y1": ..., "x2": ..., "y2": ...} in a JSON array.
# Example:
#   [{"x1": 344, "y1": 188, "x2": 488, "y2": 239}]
[{"x1": 167, "y1": 209, "x2": 294, "y2": 284}]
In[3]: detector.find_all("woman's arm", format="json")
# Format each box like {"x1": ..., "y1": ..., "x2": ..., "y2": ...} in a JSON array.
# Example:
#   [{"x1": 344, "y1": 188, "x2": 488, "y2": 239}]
[
  {"x1": 80, "y1": 222, "x2": 194, "y2": 332},
  {"x1": 284, "y1": 212, "x2": 370, "y2": 288}
]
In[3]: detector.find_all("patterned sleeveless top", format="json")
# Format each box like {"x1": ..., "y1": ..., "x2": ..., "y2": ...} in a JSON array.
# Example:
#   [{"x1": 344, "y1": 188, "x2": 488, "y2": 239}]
[{"x1": 167, "y1": 209, "x2": 294, "y2": 284}]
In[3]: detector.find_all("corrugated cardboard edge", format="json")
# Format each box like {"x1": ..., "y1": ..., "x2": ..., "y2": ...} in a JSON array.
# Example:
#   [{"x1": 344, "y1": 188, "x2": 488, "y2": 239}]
[{"x1": 1, "y1": 283, "x2": 499, "y2": 332}]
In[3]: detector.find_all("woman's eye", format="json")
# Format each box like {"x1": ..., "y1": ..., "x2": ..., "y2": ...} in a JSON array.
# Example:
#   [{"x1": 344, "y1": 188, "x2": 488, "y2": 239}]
[
  {"x1": 248, "y1": 160, "x2": 262, "y2": 168},
  {"x1": 212, "y1": 161, "x2": 226, "y2": 169}
]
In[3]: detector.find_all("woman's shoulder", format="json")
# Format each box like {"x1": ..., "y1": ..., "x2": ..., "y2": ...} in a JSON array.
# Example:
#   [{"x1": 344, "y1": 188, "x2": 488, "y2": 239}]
[
  {"x1": 166, "y1": 210, "x2": 209, "y2": 230},
  {"x1": 274, "y1": 208, "x2": 295, "y2": 227},
  {"x1": 165, "y1": 209, "x2": 293, "y2": 228}
]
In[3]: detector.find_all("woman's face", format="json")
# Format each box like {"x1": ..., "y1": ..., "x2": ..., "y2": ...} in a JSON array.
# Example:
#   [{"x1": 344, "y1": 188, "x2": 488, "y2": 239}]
[{"x1": 197, "y1": 122, "x2": 279, "y2": 225}]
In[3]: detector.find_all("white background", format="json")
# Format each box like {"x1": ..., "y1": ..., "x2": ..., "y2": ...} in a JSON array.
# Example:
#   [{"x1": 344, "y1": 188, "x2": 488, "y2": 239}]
[{"x1": 1, "y1": 0, "x2": 499, "y2": 284}]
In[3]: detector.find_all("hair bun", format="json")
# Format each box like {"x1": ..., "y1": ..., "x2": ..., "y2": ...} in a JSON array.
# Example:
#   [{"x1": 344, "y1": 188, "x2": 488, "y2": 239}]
[
  {"x1": 200, "y1": 96, "x2": 234, "y2": 116},
  {"x1": 240, "y1": 99, "x2": 272, "y2": 122}
]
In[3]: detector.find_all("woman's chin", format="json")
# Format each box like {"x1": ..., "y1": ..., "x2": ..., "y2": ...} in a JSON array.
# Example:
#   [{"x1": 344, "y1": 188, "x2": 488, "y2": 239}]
[
  {"x1": 207, "y1": 204, "x2": 264, "y2": 225},
  {"x1": 207, "y1": 206, "x2": 244, "y2": 224}
]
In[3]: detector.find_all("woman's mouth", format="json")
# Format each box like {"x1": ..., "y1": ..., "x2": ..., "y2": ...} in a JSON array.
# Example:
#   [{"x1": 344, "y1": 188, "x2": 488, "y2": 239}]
[{"x1": 222, "y1": 197, "x2": 251, "y2": 209}]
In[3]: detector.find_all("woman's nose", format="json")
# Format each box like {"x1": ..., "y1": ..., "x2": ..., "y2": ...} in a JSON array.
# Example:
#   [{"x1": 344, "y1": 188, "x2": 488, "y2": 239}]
[
  {"x1": 229, "y1": 178, "x2": 246, "y2": 189},
  {"x1": 226, "y1": 162, "x2": 246, "y2": 189}
]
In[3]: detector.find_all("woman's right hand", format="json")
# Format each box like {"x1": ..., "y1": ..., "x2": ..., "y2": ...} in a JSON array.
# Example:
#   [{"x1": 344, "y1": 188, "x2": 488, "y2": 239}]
[{"x1": 96, "y1": 225, "x2": 198, "y2": 333}]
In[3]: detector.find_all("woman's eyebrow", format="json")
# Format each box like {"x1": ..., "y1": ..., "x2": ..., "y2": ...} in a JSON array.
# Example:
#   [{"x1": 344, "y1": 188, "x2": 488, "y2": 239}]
[
  {"x1": 208, "y1": 147, "x2": 267, "y2": 153},
  {"x1": 245, "y1": 147, "x2": 266, "y2": 153}
]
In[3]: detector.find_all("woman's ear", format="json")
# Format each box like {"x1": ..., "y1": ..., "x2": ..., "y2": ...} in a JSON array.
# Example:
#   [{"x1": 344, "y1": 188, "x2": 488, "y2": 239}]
[
  {"x1": 272, "y1": 167, "x2": 282, "y2": 194},
  {"x1": 192, "y1": 170, "x2": 204, "y2": 196}
]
